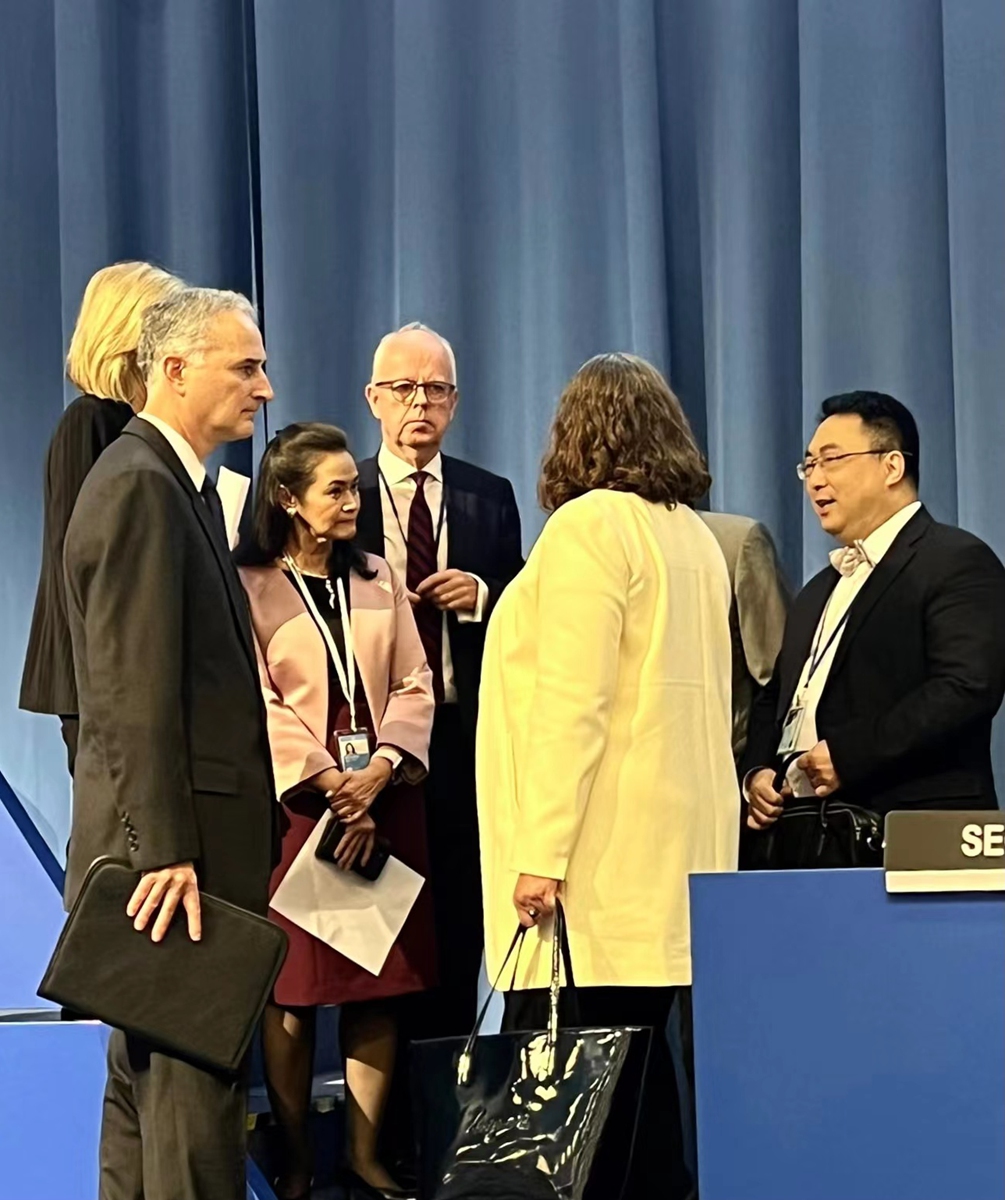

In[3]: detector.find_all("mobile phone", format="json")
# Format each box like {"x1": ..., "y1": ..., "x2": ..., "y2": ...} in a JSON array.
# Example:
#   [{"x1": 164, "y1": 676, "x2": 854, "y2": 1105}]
[{"x1": 314, "y1": 814, "x2": 390, "y2": 881}]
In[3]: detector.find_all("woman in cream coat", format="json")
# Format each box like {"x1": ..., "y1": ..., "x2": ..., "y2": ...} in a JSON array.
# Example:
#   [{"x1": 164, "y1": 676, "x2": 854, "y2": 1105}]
[{"x1": 477, "y1": 353, "x2": 739, "y2": 1199}]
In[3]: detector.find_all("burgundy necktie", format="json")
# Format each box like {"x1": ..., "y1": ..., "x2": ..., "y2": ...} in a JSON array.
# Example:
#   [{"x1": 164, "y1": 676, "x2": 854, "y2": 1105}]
[{"x1": 406, "y1": 471, "x2": 445, "y2": 703}]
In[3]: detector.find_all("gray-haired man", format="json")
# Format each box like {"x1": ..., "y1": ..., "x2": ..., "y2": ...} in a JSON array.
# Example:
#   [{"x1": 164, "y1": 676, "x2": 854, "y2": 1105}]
[{"x1": 63, "y1": 287, "x2": 275, "y2": 1199}]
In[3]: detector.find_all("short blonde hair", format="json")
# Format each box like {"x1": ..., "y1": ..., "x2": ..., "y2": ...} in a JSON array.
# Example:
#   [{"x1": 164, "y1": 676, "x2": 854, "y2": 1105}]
[{"x1": 66, "y1": 261, "x2": 185, "y2": 407}]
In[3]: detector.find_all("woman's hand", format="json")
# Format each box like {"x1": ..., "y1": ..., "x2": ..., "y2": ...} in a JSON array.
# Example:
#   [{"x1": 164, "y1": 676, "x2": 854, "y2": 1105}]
[
  {"x1": 327, "y1": 757, "x2": 393, "y2": 823},
  {"x1": 334, "y1": 812, "x2": 377, "y2": 872},
  {"x1": 513, "y1": 874, "x2": 560, "y2": 928},
  {"x1": 313, "y1": 766, "x2": 348, "y2": 797}
]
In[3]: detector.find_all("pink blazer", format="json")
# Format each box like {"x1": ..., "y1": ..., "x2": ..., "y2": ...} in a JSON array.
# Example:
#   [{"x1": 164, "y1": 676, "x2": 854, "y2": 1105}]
[{"x1": 240, "y1": 556, "x2": 435, "y2": 799}]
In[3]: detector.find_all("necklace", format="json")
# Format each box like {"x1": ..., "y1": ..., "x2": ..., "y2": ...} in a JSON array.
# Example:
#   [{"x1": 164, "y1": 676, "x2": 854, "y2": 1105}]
[{"x1": 284, "y1": 555, "x2": 327, "y2": 578}]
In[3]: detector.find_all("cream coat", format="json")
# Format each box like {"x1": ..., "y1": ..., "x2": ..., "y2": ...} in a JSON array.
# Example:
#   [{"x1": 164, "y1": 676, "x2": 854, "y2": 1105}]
[
  {"x1": 240, "y1": 557, "x2": 434, "y2": 798},
  {"x1": 477, "y1": 490, "x2": 739, "y2": 989}
]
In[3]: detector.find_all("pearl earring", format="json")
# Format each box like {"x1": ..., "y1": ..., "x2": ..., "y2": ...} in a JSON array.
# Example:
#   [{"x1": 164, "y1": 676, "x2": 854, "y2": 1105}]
[{"x1": 287, "y1": 507, "x2": 296, "y2": 517}]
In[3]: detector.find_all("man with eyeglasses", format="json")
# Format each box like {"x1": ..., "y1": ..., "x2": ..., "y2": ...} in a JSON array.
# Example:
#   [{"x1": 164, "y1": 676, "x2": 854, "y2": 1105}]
[
  {"x1": 742, "y1": 390, "x2": 1005, "y2": 839},
  {"x1": 356, "y1": 323, "x2": 523, "y2": 1047}
]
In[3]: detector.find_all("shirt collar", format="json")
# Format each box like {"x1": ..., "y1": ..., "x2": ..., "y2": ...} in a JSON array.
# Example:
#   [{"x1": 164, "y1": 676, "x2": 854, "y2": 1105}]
[
  {"x1": 830, "y1": 500, "x2": 922, "y2": 575},
  {"x1": 859, "y1": 500, "x2": 922, "y2": 564},
  {"x1": 137, "y1": 412, "x2": 207, "y2": 491},
  {"x1": 377, "y1": 441, "x2": 443, "y2": 485}
]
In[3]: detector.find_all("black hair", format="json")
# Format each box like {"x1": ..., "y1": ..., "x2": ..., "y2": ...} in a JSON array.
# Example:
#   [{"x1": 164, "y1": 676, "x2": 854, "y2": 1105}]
[
  {"x1": 820, "y1": 391, "x2": 920, "y2": 488},
  {"x1": 235, "y1": 421, "x2": 376, "y2": 578}
]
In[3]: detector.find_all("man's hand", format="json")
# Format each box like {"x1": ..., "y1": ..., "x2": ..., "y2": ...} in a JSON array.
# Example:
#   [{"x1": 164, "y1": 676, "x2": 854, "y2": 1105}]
[
  {"x1": 127, "y1": 862, "x2": 201, "y2": 943},
  {"x1": 416, "y1": 569, "x2": 479, "y2": 614},
  {"x1": 746, "y1": 768, "x2": 786, "y2": 829},
  {"x1": 513, "y1": 874, "x2": 560, "y2": 928},
  {"x1": 328, "y1": 757, "x2": 393, "y2": 823},
  {"x1": 334, "y1": 812, "x2": 377, "y2": 871},
  {"x1": 797, "y1": 740, "x2": 840, "y2": 797}
]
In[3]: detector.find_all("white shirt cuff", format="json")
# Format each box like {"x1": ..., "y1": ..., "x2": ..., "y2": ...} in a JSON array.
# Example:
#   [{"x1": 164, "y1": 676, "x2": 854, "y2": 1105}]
[
  {"x1": 457, "y1": 574, "x2": 489, "y2": 624},
  {"x1": 373, "y1": 746, "x2": 403, "y2": 771}
]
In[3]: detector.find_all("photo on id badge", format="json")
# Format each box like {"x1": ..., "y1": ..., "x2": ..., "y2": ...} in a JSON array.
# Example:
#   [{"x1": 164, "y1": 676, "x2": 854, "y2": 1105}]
[
  {"x1": 336, "y1": 730, "x2": 372, "y2": 772},
  {"x1": 778, "y1": 702, "x2": 805, "y2": 756}
]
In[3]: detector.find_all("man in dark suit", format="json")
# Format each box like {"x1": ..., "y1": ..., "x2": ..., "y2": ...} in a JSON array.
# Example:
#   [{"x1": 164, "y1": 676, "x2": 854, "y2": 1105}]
[
  {"x1": 63, "y1": 287, "x2": 275, "y2": 1200},
  {"x1": 744, "y1": 391, "x2": 1005, "y2": 834},
  {"x1": 355, "y1": 322, "x2": 523, "y2": 1039}
]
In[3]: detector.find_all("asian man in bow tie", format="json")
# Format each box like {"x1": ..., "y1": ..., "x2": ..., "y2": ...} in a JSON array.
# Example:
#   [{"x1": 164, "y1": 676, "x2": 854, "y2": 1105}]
[{"x1": 743, "y1": 391, "x2": 1005, "y2": 830}]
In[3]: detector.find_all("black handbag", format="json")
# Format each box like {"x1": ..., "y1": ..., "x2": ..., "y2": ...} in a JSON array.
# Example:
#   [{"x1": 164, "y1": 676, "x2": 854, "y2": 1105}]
[
  {"x1": 742, "y1": 757, "x2": 884, "y2": 870},
  {"x1": 410, "y1": 902, "x2": 652, "y2": 1200}
]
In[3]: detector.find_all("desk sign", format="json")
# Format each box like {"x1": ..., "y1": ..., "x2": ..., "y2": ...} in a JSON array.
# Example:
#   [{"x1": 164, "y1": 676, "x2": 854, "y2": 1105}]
[{"x1": 885, "y1": 811, "x2": 1005, "y2": 893}]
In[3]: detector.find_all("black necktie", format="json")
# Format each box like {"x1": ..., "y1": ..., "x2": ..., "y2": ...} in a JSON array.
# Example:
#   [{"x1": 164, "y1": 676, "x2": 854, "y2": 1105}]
[{"x1": 201, "y1": 475, "x2": 229, "y2": 548}]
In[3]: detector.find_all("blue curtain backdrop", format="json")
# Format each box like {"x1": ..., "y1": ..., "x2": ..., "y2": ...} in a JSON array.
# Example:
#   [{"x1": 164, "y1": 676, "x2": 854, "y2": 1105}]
[{"x1": 2, "y1": 0, "x2": 1004, "y2": 863}]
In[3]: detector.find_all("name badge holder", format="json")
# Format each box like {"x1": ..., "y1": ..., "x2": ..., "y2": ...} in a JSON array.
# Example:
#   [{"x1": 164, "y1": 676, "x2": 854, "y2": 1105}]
[{"x1": 284, "y1": 556, "x2": 372, "y2": 771}]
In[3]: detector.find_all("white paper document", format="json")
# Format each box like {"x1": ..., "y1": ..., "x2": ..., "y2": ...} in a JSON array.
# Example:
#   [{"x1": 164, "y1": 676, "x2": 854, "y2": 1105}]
[
  {"x1": 269, "y1": 816, "x2": 425, "y2": 976},
  {"x1": 216, "y1": 466, "x2": 251, "y2": 550}
]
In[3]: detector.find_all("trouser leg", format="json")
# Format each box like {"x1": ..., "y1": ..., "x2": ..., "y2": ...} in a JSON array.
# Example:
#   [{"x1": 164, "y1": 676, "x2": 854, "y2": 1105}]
[
  {"x1": 98, "y1": 1030, "x2": 143, "y2": 1200},
  {"x1": 104, "y1": 1034, "x2": 248, "y2": 1200}
]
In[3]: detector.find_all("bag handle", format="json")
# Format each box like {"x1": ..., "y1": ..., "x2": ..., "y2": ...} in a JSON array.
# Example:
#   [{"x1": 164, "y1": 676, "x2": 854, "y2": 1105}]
[
  {"x1": 773, "y1": 750, "x2": 802, "y2": 796},
  {"x1": 547, "y1": 899, "x2": 577, "y2": 1043},
  {"x1": 456, "y1": 898, "x2": 575, "y2": 1085}
]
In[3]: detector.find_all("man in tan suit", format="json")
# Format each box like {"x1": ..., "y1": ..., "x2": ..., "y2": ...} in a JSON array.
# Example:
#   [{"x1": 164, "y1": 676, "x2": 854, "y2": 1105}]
[{"x1": 700, "y1": 513, "x2": 791, "y2": 764}]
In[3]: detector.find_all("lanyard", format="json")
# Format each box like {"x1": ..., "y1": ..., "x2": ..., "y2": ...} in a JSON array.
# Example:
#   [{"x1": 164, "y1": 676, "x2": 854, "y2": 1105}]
[
  {"x1": 283, "y1": 556, "x2": 359, "y2": 731},
  {"x1": 803, "y1": 593, "x2": 853, "y2": 689},
  {"x1": 378, "y1": 467, "x2": 448, "y2": 563}
]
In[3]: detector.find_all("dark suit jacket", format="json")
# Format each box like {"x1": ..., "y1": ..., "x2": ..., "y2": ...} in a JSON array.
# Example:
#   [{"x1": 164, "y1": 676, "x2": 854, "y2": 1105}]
[
  {"x1": 62, "y1": 418, "x2": 276, "y2": 914},
  {"x1": 20, "y1": 394, "x2": 134, "y2": 716},
  {"x1": 743, "y1": 507, "x2": 1005, "y2": 814},
  {"x1": 355, "y1": 453, "x2": 523, "y2": 740}
]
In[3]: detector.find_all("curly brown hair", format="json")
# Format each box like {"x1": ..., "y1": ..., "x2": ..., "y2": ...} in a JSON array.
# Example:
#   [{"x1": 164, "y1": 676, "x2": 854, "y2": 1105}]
[{"x1": 539, "y1": 353, "x2": 711, "y2": 512}]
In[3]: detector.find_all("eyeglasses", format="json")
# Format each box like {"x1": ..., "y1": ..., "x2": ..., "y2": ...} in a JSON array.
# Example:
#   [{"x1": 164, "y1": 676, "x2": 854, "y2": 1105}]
[
  {"x1": 796, "y1": 448, "x2": 910, "y2": 481},
  {"x1": 374, "y1": 379, "x2": 457, "y2": 408}
]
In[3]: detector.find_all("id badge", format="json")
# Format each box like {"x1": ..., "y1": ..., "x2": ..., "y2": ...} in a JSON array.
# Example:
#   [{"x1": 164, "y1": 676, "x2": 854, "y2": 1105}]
[
  {"x1": 335, "y1": 729, "x2": 372, "y2": 772},
  {"x1": 777, "y1": 703, "x2": 806, "y2": 756}
]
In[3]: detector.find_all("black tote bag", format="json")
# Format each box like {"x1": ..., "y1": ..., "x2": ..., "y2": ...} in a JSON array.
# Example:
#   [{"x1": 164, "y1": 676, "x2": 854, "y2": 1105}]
[{"x1": 410, "y1": 902, "x2": 652, "y2": 1200}]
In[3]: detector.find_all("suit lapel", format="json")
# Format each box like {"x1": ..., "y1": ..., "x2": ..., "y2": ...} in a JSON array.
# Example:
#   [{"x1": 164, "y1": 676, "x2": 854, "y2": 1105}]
[
  {"x1": 355, "y1": 456, "x2": 386, "y2": 558},
  {"x1": 124, "y1": 421, "x2": 259, "y2": 682},
  {"x1": 824, "y1": 507, "x2": 931, "y2": 686},
  {"x1": 781, "y1": 570, "x2": 838, "y2": 710},
  {"x1": 441, "y1": 455, "x2": 477, "y2": 572}
]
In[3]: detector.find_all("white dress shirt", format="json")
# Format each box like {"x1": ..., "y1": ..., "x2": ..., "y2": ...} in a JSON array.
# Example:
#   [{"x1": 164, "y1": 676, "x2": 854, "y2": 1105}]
[
  {"x1": 780, "y1": 501, "x2": 922, "y2": 793},
  {"x1": 375, "y1": 443, "x2": 488, "y2": 705},
  {"x1": 137, "y1": 412, "x2": 206, "y2": 491}
]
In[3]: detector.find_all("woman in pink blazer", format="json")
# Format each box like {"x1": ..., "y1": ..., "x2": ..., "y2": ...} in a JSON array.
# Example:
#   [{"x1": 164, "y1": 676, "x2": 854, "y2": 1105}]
[{"x1": 238, "y1": 422, "x2": 436, "y2": 1200}]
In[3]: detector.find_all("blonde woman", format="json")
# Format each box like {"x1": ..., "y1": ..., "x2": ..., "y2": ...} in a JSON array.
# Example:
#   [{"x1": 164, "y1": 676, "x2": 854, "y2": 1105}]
[{"x1": 19, "y1": 261, "x2": 184, "y2": 768}]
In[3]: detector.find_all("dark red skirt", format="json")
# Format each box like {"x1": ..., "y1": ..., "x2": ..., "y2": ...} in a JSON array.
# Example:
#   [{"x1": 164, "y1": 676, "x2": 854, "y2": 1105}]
[{"x1": 268, "y1": 777, "x2": 438, "y2": 1008}]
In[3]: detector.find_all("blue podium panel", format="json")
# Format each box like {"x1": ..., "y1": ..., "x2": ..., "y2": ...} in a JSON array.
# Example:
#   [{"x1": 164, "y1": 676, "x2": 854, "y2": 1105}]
[
  {"x1": 689, "y1": 869, "x2": 1005, "y2": 1200},
  {"x1": 0, "y1": 792, "x2": 64, "y2": 1009},
  {"x1": 0, "y1": 1019, "x2": 108, "y2": 1200}
]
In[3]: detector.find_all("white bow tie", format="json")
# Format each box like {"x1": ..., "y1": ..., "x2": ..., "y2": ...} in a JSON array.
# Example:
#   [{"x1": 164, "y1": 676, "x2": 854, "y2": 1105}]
[{"x1": 829, "y1": 540, "x2": 873, "y2": 578}]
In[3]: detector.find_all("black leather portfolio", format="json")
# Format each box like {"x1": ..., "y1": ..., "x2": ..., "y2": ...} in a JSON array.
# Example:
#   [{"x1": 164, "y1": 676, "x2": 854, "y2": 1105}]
[{"x1": 38, "y1": 857, "x2": 287, "y2": 1073}]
